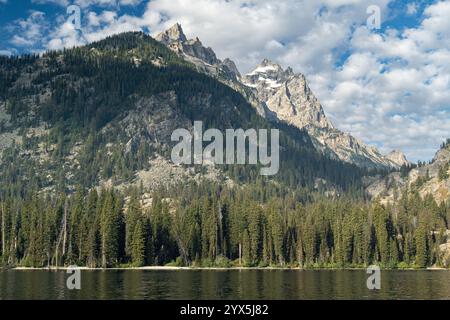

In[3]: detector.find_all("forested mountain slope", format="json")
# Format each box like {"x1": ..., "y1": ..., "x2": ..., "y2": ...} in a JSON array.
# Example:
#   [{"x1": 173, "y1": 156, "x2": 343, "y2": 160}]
[{"x1": 0, "y1": 32, "x2": 366, "y2": 198}]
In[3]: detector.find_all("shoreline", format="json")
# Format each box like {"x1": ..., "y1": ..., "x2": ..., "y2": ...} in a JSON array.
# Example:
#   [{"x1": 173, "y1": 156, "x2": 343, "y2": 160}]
[{"x1": 7, "y1": 266, "x2": 449, "y2": 271}]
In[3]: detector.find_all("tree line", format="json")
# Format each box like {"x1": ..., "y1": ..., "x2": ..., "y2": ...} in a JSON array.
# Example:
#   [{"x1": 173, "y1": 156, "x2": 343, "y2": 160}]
[{"x1": 1, "y1": 183, "x2": 448, "y2": 269}]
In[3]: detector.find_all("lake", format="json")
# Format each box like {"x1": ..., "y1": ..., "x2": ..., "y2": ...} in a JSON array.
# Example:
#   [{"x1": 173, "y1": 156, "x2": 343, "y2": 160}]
[{"x1": 0, "y1": 269, "x2": 449, "y2": 300}]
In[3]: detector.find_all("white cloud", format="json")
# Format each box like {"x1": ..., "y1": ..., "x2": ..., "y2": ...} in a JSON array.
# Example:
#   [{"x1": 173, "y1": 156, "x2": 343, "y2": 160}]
[
  {"x1": 0, "y1": 49, "x2": 16, "y2": 55},
  {"x1": 315, "y1": 2, "x2": 450, "y2": 161},
  {"x1": 407, "y1": 3, "x2": 418, "y2": 15},
  {"x1": 8, "y1": 11, "x2": 48, "y2": 47},
  {"x1": 46, "y1": 9, "x2": 145, "y2": 50},
  {"x1": 31, "y1": 0, "x2": 143, "y2": 7}
]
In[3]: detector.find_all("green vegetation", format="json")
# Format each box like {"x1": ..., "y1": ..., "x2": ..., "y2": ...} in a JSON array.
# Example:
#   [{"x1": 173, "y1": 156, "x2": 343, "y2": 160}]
[
  {"x1": 0, "y1": 184, "x2": 448, "y2": 269},
  {"x1": 440, "y1": 138, "x2": 450, "y2": 150},
  {"x1": 438, "y1": 163, "x2": 449, "y2": 181}
]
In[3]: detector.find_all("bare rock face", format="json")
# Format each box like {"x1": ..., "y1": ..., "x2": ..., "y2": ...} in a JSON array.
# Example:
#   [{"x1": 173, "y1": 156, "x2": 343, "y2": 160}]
[
  {"x1": 243, "y1": 59, "x2": 291, "y2": 93},
  {"x1": 366, "y1": 145, "x2": 450, "y2": 204},
  {"x1": 155, "y1": 23, "x2": 187, "y2": 44},
  {"x1": 155, "y1": 24, "x2": 238, "y2": 81},
  {"x1": 433, "y1": 146, "x2": 450, "y2": 165},
  {"x1": 314, "y1": 129, "x2": 403, "y2": 168},
  {"x1": 116, "y1": 92, "x2": 190, "y2": 145},
  {"x1": 261, "y1": 73, "x2": 332, "y2": 129},
  {"x1": 387, "y1": 150, "x2": 411, "y2": 167},
  {"x1": 222, "y1": 58, "x2": 241, "y2": 80},
  {"x1": 267, "y1": 77, "x2": 331, "y2": 130},
  {"x1": 184, "y1": 38, "x2": 218, "y2": 65}
]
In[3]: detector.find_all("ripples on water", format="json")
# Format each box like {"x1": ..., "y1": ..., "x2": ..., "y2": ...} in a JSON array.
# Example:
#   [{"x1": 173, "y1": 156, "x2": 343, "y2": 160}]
[{"x1": 0, "y1": 269, "x2": 449, "y2": 300}]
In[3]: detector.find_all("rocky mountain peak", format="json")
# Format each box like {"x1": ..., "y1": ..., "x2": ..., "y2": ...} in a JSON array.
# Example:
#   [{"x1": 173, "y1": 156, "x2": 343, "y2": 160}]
[
  {"x1": 222, "y1": 58, "x2": 241, "y2": 79},
  {"x1": 387, "y1": 150, "x2": 411, "y2": 167},
  {"x1": 155, "y1": 23, "x2": 242, "y2": 81},
  {"x1": 259, "y1": 58, "x2": 283, "y2": 69},
  {"x1": 246, "y1": 59, "x2": 290, "y2": 80},
  {"x1": 243, "y1": 59, "x2": 302, "y2": 95},
  {"x1": 155, "y1": 23, "x2": 216, "y2": 63},
  {"x1": 242, "y1": 59, "x2": 333, "y2": 130},
  {"x1": 155, "y1": 23, "x2": 187, "y2": 44}
]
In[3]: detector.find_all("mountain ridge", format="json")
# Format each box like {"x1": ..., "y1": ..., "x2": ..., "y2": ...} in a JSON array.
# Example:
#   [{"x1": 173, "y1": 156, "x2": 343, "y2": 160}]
[
  {"x1": 155, "y1": 23, "x2": 409, "y2": 170},
  {"x1": 366, "y1": 142, "x2": 450, "y2": 204},
  {"x1": 0, "y1": 31, "x2": 367, "y2": 196}
]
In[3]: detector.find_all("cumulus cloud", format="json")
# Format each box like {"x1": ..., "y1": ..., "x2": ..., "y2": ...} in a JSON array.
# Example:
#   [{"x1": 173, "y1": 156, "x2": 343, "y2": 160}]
[
  {"x1": 8, "y1": 11, "x2": 49, "y2": 48},
  {"x1": 313, "y1": 1, "x2": 450, "y2": 161},
  {"x1": 46, "y1": 9, "x2": 147, "y2": 51}
]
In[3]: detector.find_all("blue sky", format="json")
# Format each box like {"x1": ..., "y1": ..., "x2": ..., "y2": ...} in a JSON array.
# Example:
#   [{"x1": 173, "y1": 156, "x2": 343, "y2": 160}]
[{"x1": 1, "y1": 0, "x2": 449, "y2": 162}]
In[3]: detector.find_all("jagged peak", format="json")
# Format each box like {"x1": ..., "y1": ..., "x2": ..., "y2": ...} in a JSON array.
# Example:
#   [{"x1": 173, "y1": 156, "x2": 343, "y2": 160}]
[
  {"x1": 222, "y1": 58, "x2": 241, "y2": 78},
  {"x1": 247, "y1": 58, "x2": 283, "y2": 75},
  {"x1": 432, "y1": 144, "x2": 450, "y2": 163},
  {"x1": 285, "y1": 66, "x2": 295, "y2": 76},
  {"x1": 388, "y1": 149, "x2": 404, "y2": 155},
  {"x1": 260, "y1": 58, "x2": 281, "y2": 68},
  {"x1": 387, "y1": 149, "x2": 410, "y2": 167},
  {"x1": 155, "y1": 23, "x2": 187, "y2": 44},
  {"x1": 190, "y1": 37, "x2": 202, "y2": 44},
  {"x1": 246, "y1": 59, "x2": 301, "y2": 82}
]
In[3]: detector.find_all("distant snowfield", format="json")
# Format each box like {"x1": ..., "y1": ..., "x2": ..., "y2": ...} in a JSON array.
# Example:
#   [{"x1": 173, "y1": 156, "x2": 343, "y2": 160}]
[{"x1": 247, "y1": 65, "x2": 277, "y2": 75}]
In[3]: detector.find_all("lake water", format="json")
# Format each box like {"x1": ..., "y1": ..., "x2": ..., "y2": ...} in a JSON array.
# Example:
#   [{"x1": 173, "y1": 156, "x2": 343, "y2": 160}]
[{"x1": 0, "y1": 269, "x2": 449, "y2": 300}]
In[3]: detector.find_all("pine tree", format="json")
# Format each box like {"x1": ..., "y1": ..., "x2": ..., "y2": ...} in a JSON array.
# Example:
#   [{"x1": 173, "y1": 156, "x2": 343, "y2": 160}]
[
  {"x1": 373, "y1": 203, "x2": 389, "y2": 266},
  {"x1": 389, "y1": 239, "x2": 399, "y2": 268},
  {"x1": 438, "y1": 164, "x2": 449, "y2": 181},
  {"x1": 125, "y1": 189, "x2": 142, "y2": 259},
  {"x1": 403, "y1": 233, "x2": 412, "y2": 265},
  {"x1": 415, "y1": 217, "x2": 429, "y2": 268},
  {"x1": 83, "y1": 189, "x2": 99, "y2": 267},
  {"x1": 242, "y1": 229, "x2": 251, "y2": 266},
  {"x1": 247, "y1": 203, "x2": 262, "y2": 264},
  {"x1": 100, "y1": 189, "x2": 122, "y2": 267},
  {"x1": 131, "y1": 219, "x2": 145, "y2": 267},
  {"x1": 268, "y1": 202, "x2": 285, "y2": 265},
  {"x1": 68, "y1": 190, "x2": 84, "y2": 264}
]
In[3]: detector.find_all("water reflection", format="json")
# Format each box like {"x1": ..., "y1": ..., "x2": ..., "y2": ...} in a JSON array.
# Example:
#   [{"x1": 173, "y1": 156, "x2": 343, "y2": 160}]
[{"x1": 0, "y1": 269, "x2": 449, "y2": 300}]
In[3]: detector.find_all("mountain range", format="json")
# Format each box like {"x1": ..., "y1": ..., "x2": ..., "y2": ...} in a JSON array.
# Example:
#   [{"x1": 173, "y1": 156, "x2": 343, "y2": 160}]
[
  {"x1": 0, "y1": 30, "x2": 368, "y2": 197},
  {"x1": 2, "y1": 23, "x2": 445, "y2": 204},
  {"x1": 155, "y1": 23, "x2": 410, "y2": 170}
]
